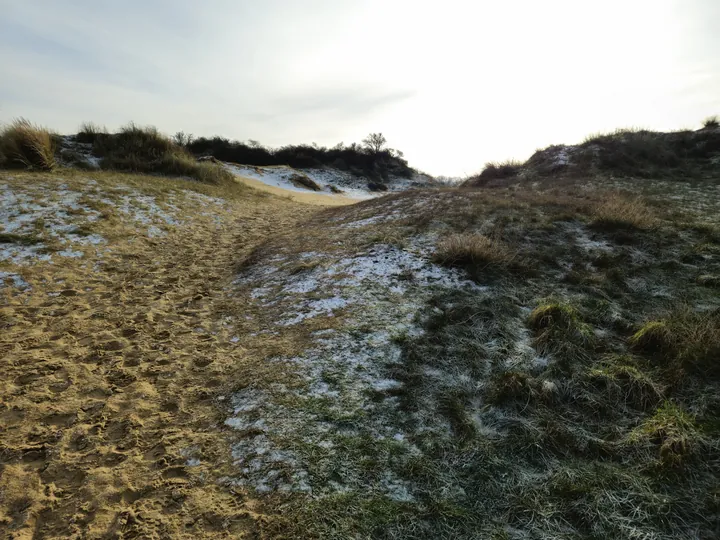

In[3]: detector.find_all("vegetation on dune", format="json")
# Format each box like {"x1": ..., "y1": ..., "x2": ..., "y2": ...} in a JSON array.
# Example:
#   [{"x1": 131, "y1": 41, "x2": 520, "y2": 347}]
[
  {"x1": 275, "y1": 181, "x2": 720, "y2": 538},
  {"x1": 591, "y1": 193, "x2": 657, "y2": 230},
  {"x1": 83, "y1": 123, "x2": 236, "y2": 186},
  {"x1": 463, "y1": 117, "x2": 720, "y2": 185},
  {"x1": 433, "y1": 233, "x2": 516, "y2": 272},
  {"x1": 185, "y1": 132, "x2": 413, "y2": 181},
  {"x1": 0, "y1": 118, "x2": 57, "y2": 171},
  {"x1": 463, "y1": 160, "x2": 523, "y2": 187},
  {"x1": 703, "y1": 115, "x2": 719, "y2": 129}
]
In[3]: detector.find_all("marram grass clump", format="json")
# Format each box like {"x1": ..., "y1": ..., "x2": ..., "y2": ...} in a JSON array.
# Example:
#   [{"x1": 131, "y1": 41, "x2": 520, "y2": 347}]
[
  {"x1": 628, "y1": 321, "x2": 671, "y2": 354},
  {"x1": 591, "y1": 194, "x2": 656, "y2": 231},
  {"x1": 528, "y1": 302, "x2": 594, "y2": 364},
  {"x1": 627, "y1": 401, "x2": 700, "y2": 467},
  {"x1": 0, "y1": 118, "x2": 57, "y2": 171},
  {"x1": 588, "y1": 355, "x2": 663, "y2": 410},
  {"x1": 629, "y1": 311, "x2": 720, "y2": 379}
]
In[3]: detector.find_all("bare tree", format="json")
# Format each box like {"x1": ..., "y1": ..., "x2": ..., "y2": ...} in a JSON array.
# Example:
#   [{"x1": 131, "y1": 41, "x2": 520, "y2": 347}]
[
  {"x1": 362, "y1": 133, "x2": 387, "y2": 153},
  {"x1": 173, "y1": 131, "x2": 194, "y2": 146}
]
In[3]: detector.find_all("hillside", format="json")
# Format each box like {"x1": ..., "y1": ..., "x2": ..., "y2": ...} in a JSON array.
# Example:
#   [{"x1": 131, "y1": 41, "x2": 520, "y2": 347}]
[
  {"x1": 1, "y1": 119, "x2": 720, "y2": 539},
  {"x1": 465, "y1": 120, "x2": 720, "y2": 187}
]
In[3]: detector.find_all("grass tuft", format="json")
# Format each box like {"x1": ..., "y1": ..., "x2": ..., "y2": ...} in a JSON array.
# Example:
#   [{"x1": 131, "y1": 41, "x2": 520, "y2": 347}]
[
  {"x1": 591, "y1": 194, "x2": 656, "y2": 230},
  {"x1": 588, "y1": 355, "x2": 663, "y2": 410},
  {"x1": 629, "y1": 321, "x2": 671, "y2": 354},
  {"x1": 76, "y1": 122, "x2": 108, "y2": 144},
  {"x1": 0, "y1": 118, "x2": 56, "y2": 171},
  {"x1": 433, "y1": 233, "x2": 516, "y2": 273},
  {"x1": 0, "y1": 232, "x2": 43, "y2": 246},
  {"x1": 486, "y1": 371, "x2": 539, "y2": 405},
  {"x1": 628, "y1": 401, "x2": 700, "y2": 467},
  {"x1": 528, "y1": 302, "x2": 594, "y2": 364},
  {"x1": 629, "y1": 311, "x2": 720, "y2": 379}
]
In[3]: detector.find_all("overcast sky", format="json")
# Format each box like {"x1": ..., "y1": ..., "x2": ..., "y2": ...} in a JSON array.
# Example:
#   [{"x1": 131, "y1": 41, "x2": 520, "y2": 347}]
[{"x1": 1, "y1": 0, "x2": 719, "y2": 176}]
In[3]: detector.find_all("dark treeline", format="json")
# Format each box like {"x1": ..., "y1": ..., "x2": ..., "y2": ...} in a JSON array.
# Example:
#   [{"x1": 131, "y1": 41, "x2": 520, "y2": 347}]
[{"x1": 184, "y1": 135, "x2": 413, "y2": 181}]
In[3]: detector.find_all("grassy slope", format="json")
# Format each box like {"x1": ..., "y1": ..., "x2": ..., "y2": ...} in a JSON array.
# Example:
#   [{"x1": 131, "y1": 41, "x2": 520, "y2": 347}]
[
  {"x1": 2, "y1": 160, "x2": 720, "y2": 538},
  {"x1": 240, "y1": 179, "x2": 720, "y2": 539}
]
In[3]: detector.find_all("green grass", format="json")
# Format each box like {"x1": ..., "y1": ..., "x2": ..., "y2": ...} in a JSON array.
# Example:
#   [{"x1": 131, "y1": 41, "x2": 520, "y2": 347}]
[
  {"x1": 528, "y1": 302, "x2": 594, "y2": 366},
  {"x1": 628, "y1": 401, "x2": 700, "y2": 467},
  {"x1": 630, "y1": 311, "x2": 720, "y2": 380}
]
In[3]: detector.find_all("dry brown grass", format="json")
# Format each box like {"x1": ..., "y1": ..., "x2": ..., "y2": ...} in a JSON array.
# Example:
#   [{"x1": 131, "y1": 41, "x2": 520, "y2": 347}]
[
  {"x1": 0, "y1": 118, "x2": 56, "y2": 171},
  {"x1": 591, "y1": 193, "x2": 657, "y2": 230},
  {"x1": 433, "y1": 233, "x2": 514, "y2": 268}
]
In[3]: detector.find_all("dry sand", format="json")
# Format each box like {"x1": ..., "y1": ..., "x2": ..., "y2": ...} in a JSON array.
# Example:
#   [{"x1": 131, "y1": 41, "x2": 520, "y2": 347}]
[
  {"x1": 0, "y1": 171, "x2": 322, "y2": 538},
  {"x1": 231, "y1": 174, "x2": 363, "y2": 206}
]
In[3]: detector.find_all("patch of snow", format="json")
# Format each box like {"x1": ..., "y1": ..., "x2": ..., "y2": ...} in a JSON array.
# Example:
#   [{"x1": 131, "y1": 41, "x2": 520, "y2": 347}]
[
  {"x1": 0, "y1": 271, "x2": 30, "y2": 290},
  {"x1": 58, "y1": 248, "x2": 84, "y2": 258}
]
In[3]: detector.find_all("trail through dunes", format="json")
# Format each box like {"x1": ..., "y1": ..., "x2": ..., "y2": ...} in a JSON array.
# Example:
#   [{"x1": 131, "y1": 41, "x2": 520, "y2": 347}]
[{"x1": 0, "y1": 171, "x2": 316, "y2": 538}]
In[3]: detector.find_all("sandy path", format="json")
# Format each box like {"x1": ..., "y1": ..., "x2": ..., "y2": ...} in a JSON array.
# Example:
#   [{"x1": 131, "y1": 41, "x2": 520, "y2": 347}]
[
  {"x1": 232, "y1": 174, "x2": 363, "y2": 206},
  {"x1": 0, "y1": 176, "x2": 320, "y2": 538}
]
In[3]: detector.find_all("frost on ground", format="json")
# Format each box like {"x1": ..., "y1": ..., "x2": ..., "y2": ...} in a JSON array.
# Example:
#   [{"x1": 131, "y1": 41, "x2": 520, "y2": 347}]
[
  {"x1": 224, "y1": 237, "x2": 485, "y2": 499},
  {"x1": 0, "y1": 271, "x2": 30, "y2": 290},
  {"x1": 0, "y1": 179, "x2": 228, "y2": 267},
  {"x1": 225, "y1": 163, "x2": 431, "y2": 199}
]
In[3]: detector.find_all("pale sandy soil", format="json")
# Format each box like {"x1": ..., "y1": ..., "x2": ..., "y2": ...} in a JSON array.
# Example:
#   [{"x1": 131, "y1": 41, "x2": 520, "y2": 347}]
[
  {"x1": 231, "y1": 174, "x2": 362, "y2": 206},
  {"x1": 0, "y1": 171, "x2": 320, "y2": 538}
]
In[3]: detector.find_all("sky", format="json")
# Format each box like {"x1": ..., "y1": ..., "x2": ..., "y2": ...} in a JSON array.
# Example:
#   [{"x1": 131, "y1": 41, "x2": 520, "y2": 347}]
[{"x1": 1, "y1": 0, "x2": 719, "y2": 176}]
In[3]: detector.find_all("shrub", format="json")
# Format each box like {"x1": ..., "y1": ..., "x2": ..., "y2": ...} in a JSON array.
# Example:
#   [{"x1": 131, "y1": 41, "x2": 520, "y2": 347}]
[
  {"x1": 0, "y1": 118, "x2": 56, "y2": 170},
  {"x1": 367, "y1": 182, "x2": 388, "y2": 192},
  {"x1": 702, "y1": 115, "x2": 719, "y2": 129},
  {"x1": 186, "y1": 136, "x2": 412, "y2": 179},
  {"x1": 591, "y1": 194, "x2": 656, "y2": 230},
  {"x1": 463, "y1": 160, "x2": 522, "y2": 187},
  {"x1": 288, "y1": 173, "x2": 322, "y2": 191}
]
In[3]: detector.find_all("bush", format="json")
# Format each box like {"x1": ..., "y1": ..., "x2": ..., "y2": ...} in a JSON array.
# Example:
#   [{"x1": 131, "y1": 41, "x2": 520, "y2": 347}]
[
  {"x1": 702, "y1": 115, "x2": 719, "y2": 129},
  {"x1": 186, "y1": 136, "x2": 413, "y2": 180},
  {"x1": 288, "y1": 173, "x2": 322, "y2": 191},
  {"x1": 0, "y1": 118, "x2": 56, "y2": 170},
  {"x1": 463, "y1": 160, "x2": 522, "y2": 187}
]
